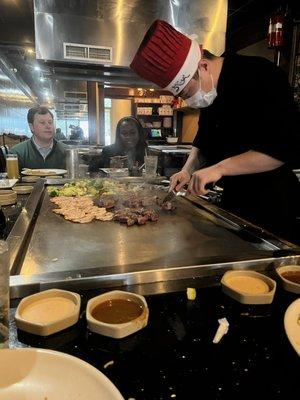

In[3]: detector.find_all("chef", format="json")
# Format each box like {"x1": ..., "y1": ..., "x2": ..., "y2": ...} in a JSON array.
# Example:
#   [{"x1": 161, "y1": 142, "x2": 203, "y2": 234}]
[{"x1": 130, "y1": 20, "x2": 300, "y2": 243}]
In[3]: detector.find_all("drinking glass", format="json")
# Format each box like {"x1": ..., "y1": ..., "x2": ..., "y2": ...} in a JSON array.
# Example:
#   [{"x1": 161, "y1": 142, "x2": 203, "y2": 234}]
[
  {"x1": 144, "y1": 156, "x2": 158, "y2": 177},
  {"x1": 0, "y1": 240, "x2": 9, "y2": 348},
  {"x1": 110, "y1": 156, "x2": 127, "y2": 169},
  {"x1": 78, "y1": 164, "x2": 89, "y2": 178},
  {"x1": 6, "y1": 154, "x2": 19, "y2": 179},
  {"x1": 66, "y1": 148, "x2": 79, "y2": 179}
]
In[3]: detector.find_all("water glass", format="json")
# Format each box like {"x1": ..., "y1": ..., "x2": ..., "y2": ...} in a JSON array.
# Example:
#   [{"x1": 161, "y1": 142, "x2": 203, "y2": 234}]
[
  {"x1": 110, "y1": 156, "x2": 127, "y2": 169},
  {"x1": 66, "y1": 148, "x2": 79, "y2": 179},
  {"x1": 78, "y1": 164, "x2": 89, "y2": 178},
  {"x1": 144, "y1": 156, "x2": 158, "y2": 177},
  {"x1": 0, "y1": 240, "x2": 9, "y2": 348}
]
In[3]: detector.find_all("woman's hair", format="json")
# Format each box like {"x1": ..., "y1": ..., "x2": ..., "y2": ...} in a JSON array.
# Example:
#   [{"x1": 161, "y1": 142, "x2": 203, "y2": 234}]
[{"x1": 115, "y1": 116, "x2": 146, "y2": 151}]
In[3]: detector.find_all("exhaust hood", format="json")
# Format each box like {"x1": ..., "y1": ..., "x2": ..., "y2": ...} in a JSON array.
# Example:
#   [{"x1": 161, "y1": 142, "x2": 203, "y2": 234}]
[{"x1": 34, "y1": 0, "x2": 227, "y2": 70}]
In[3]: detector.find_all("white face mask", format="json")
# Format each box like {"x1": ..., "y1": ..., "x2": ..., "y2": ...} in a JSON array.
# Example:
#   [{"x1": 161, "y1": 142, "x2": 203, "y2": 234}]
[{"x1": 185, "y1": 73, "x2": 217, "y2": 108}]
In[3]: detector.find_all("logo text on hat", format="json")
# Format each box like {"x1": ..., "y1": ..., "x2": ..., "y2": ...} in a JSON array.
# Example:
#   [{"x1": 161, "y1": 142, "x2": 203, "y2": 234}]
[{"x1": 172, "y1": 74, "x2": 191, "y2": 93}]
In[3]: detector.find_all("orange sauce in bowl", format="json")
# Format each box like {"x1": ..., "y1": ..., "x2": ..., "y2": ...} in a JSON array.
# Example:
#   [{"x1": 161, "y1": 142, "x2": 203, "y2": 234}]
[{"x1": 91, "y1": 299, "x2": 143, "y2": 324}]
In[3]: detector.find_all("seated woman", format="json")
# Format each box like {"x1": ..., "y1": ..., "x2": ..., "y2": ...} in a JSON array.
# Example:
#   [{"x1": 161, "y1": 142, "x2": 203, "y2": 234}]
[{"x1": 89, "y1": 117, "x2": 147, "y2": 171}]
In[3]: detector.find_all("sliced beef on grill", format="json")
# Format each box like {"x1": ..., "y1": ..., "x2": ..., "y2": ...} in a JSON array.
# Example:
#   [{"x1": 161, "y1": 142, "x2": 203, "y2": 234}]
[
  {"x1": 113, "y1": 208, "x2": 138, "y2": 226},
  {"x1": 94, "y1": 195, "x2": 117, "y2": 209},
  {"x1": 150, "y1": 213, "x2": 159, "y2": 222},
  {"x1": 122, "y1": 197, "x2": 142, "y2": 208},
  {"x1": 161, "y1": 201, "x2": 176, "y2": 211},
  {"x1": 141, "y1": 196, "x2": 159, "y2": 207},
  {"x1": 137, "y1": 215, "x2": 149, "y2": 225},
  {"x1": 120, "y1": 194, "x2": 159, "y2": 209},
  {"x1": 149, "y1": 211, "x2": 159, "y2": 222},
  {"x1": 143, "y1": 209, "x2": 159, "y2": 222},
  {"x1": 113, "y1": 206, "x2": 159, "y2": 226},
  {"x1": 127, "y1": 218, "x2": 137, "y2": 226}
]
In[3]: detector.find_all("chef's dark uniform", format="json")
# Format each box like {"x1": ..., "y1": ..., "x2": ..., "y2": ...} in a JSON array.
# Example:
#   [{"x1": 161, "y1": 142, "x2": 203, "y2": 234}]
[{"x1": 193, "y1": 54, "x2": 300, "y2": 242}]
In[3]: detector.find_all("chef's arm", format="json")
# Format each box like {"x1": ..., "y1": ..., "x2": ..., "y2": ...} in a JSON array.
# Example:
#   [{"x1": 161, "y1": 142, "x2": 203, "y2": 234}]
[
  {"x1": 188, "y1": 150, "x2": 284, "y2": 195},
  {"x1": 182, "y1": 146, "x2": 205, "y2": 175},
  {"x1": 216, "y1": 150, "x2": 283, "y2": 176},
  {"x1": 170, "y1": 146, "x2": 205, "y2": 191}
]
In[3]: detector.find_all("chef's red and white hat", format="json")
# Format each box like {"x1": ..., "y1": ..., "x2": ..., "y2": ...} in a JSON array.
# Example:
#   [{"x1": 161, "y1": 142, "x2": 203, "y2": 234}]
[{"x1": 130, "y1": 20, "x2": 201, "y2": 95}]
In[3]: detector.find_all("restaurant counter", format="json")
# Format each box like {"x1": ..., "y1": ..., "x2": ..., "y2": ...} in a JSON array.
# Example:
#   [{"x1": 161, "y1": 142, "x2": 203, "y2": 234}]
[
  {"x1": 5, "y1": 177, "x2": 300, "y2": 398},
  {"x1": 148, "y1": 145, "x2": 191, "y2": 177},
  {"x1": 9, "y1": 275, "x2": 300, "y2": 399}
]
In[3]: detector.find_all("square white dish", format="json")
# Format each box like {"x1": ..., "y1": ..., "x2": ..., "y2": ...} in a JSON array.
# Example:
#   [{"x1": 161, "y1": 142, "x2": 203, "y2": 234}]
[
  {"x1": 15, "y1": 288, "x2": 81, "y2": 336},
  {"x1": 0, "y1": 179, "x2": 18, "y2": 189}
]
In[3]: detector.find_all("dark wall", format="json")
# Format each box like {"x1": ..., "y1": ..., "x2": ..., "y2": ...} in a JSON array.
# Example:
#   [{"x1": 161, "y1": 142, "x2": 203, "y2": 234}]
[{"x1": 226, "y1": 0, "x2": 300, "y2": 52}]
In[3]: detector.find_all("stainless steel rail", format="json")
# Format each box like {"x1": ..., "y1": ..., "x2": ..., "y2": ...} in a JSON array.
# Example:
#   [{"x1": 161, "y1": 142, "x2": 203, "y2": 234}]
[
  {"x1": 10, "y1": 254, "x2": 300, "y2": 299},
  {"x1": 7, "y1": 179, "x2": 45, "y2": 275}
]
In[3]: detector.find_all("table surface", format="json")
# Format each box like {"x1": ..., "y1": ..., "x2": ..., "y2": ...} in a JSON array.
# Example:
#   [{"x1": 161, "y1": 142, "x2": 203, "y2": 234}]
[{"x1": 9, "y1": 282, "x2": 300, "y2": 400}]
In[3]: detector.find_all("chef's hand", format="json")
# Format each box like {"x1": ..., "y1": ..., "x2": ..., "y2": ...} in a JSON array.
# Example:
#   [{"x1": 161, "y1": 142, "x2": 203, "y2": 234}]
[
  {"x1": 170, "y1": 170, "x2": 191, "y2": 192},
  {"x1": 188, "y1": 165, "x2": 222, "y2": 195}
]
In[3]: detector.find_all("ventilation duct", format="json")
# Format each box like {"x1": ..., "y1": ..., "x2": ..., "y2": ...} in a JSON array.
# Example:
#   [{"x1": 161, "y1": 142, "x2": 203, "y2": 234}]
[{"x1": 34, "y1": 0, "x2": 228, "y2": 70}]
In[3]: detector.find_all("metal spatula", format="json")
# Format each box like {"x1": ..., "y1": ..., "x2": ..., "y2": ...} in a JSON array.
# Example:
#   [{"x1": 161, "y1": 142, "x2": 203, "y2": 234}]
[
  {"x1": 162, "y1": 189, "x2": 177, "y2": 204},
  {"x1": 162, "y1": 189, "x2": 186, "y2": 203}
]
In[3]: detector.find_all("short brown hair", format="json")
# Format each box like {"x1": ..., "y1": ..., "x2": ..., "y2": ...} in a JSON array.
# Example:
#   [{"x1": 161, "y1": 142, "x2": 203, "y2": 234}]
[
  {"x1": 27, "y1": 106, "x2": 53, "y2": 124},
  {"x1": 202, "y1": 49, "x2": 216, "y2": 60}
]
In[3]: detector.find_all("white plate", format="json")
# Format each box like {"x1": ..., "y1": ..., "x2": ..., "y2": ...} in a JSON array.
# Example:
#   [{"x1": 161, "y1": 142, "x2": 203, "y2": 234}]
[
  {"x1": 21, "y1": 169, "x2": 67, "y2": 176},
  {"x1": 0, "y1": 179, "x2": 18, "y2": 189},
  {"x1": 284, "y1": 298, "x2": 300, "y2": 356},
  {"x1": 100, "y1": 168, "x2": 128, "y2": 174},
  {"x1": 0, "y1": 348, "x2": 124, "y2": 400}
]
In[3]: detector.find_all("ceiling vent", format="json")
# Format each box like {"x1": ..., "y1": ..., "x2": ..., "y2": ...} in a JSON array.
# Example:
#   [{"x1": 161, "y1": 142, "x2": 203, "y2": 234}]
[
  {"x1": 64, "y1": 91, "x2": 87, "y2": 102},
  {"x1": 63, "y1": 42, "x2": 113, "y2": 63}
]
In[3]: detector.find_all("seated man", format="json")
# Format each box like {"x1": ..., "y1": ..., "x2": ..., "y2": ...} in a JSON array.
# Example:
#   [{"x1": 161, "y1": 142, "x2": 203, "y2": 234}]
[{"x1": 11, "y1": 106, "x2": 66, "y2": 170}]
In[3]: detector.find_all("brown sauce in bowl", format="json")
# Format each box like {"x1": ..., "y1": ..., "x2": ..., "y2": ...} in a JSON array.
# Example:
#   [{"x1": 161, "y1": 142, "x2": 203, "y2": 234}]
[
  {"x1": 281, "y1": 271, "x2": 300, "y2": 284},
  {"x1": 91, "y1": 298, "x2": 143, "y2": 324}
]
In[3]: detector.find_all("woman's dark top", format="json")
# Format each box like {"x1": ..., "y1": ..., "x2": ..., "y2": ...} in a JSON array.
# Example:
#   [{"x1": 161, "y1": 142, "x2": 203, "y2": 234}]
[
  {"x1": 89, "y1": 143, "x2": 146, "y2": 171},
  {"x1": 193, "y1": 53, "x2": 300, "y2": 242}
]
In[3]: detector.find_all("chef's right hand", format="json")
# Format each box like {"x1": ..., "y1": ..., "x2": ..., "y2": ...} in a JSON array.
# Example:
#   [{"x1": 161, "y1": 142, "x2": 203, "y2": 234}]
[{"x1": 170, "y1": 170, "x2": 191, "y2": 192}]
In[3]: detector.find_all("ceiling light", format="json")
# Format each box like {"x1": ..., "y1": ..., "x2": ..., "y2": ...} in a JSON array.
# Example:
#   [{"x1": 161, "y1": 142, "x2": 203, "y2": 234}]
[
  {"x1": 40, "y1": 77, "x2": 45, "y2": 82},
  {"x1": 0, "y1": 73, "x2": 10, "y2": 81},
  {"x1": 34, "y1": 66, "x2": 41, "y2": 71}
]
